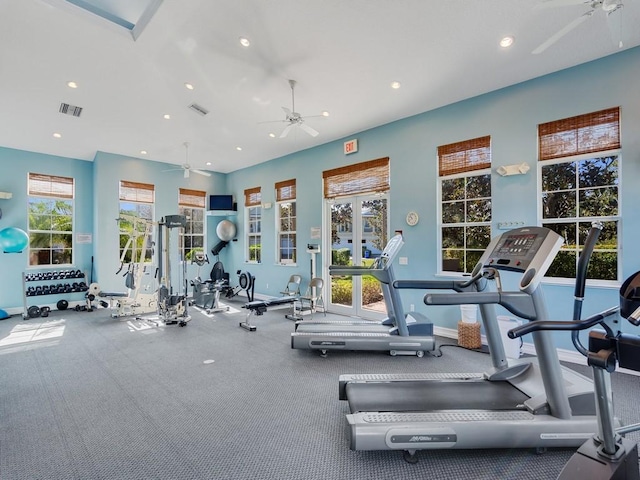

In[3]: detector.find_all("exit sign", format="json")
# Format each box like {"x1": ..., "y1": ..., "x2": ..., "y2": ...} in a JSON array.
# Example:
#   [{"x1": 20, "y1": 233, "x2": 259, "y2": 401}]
[{"x1": 344, "y1": 139, "x2": 358, "y2": 155}]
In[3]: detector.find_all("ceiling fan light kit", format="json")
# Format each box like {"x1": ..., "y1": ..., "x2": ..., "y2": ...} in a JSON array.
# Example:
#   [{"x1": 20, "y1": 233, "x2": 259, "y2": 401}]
[
  {"x1": 263, "y1": 79, "x2": 322, "y2": 139},
  {"x1": 163, "y1": 142, "x2": 211, "y2": 178}
]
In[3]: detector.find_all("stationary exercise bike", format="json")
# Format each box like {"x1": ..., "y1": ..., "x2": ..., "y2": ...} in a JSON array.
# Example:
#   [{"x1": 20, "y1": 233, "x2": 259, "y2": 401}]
[{"x1": 509, "y1": 225, "x2": 640, "y2": 479}]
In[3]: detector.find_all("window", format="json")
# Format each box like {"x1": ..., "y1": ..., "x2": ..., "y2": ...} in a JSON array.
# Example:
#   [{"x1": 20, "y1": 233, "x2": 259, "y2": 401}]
[
  {"x1": 276, "y1": 179, "x2": 296, "y2": 264},
  {"x1": 245, "y1": 186, "x2": 261, "y2": 263},
  {"x1": 438, "y1": 136, "x2": 492, "y2": 274},
  {"x1": 119, "y1": 180, "x2": 154, "y2": 264},
  {"x1": 538, "y1": 107, "x2": 620, "y2": 282},
  {"x1": 27, "y1": 173, "x2": 74, "y2": 266},
  {"x1": 178, "y1": 188, "x2": 206, "y2": 262}
]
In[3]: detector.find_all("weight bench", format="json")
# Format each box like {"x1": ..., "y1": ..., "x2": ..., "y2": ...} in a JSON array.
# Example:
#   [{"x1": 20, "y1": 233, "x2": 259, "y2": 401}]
[{"x1": 240, "y1": 296, "x2": 299, "y2": 331}]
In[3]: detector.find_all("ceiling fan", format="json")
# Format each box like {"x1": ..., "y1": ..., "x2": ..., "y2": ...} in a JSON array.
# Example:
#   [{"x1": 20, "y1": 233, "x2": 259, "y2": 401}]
[
  {"x1": 263, "y1": 79, "x2": 322, "y2": 138},
  {"x1": 532, "y1": 0, "x2": 624, "y2": 54},
  {"x1": 163, "y1": 142, "x2": 211, "y2": 178}
]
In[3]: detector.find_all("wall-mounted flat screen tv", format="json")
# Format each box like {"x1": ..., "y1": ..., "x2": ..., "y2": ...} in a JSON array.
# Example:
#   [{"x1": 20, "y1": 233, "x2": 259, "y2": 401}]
[{"x1": 209, "y1": 195, "x2": 235, "y2": 211}]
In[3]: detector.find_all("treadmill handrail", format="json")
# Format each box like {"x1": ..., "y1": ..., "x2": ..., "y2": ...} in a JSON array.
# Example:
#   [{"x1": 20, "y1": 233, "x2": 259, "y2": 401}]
[
  {"x1": 393, "y1": 271, "x2": 483, "y2": 292},
  {"x1": 507, "y1": 306, "x2": 620, "y2": 339},
  {"x1": 424, "y1": 291, "x2": 538, "y2": 320},
  {"x1": 330, "y1": 265, "x2": 378, "y2": 275}
]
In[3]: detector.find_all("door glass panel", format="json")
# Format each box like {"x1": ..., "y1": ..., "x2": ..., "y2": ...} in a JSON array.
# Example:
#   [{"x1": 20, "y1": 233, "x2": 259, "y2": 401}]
[
  {"x1": 330, "y1": 201, "x2": 353, "y2": 307},
  {"x1": 361, "y1": 198, "x2": 387, "y2": 314}
]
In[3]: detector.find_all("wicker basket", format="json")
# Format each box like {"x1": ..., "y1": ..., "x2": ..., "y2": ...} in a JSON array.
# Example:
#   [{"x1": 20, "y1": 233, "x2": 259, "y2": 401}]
[{"x1": 457, "y1": 321, "x2": 481, "y2": 349}]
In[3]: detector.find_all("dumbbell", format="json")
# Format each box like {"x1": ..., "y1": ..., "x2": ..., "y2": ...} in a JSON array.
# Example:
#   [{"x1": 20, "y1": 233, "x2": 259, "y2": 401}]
[
  {"x1": 40, "y1": 306, "x2": 51, "y2": 318},
  {"x1": 26, "y1": 286, "x2": 36, "y2": 296}
]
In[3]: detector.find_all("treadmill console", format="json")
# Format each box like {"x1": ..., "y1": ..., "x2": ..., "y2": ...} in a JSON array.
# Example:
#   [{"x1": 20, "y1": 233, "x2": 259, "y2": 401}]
[
  {"x1": 478, "y1": 226, "x2": 563, "y2": 293},
  {"x1": 377, "y1": 234, "x2": 404, "y2": 267}
]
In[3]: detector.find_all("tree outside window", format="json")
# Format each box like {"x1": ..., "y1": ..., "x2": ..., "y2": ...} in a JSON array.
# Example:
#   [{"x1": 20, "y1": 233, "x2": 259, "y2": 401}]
[
  {"x1": 119, "y1": 181, "x2": 154, "y2": 264},
  {"x1": 438, "y1": 136, "x2": 492, "y2": 273},
  {"x1": 276, "y1": 179, "x2": 296, "y2": 264},
  {"x1": 27, "y1": 173, "x2": 74, "y2": 266},
  {"x1": 178, "y1": 188, "x2": 206, "y2": 262},
  {"x1": 538, "y1": 107, "x2": 620, "y2": 282},
  {"x1": 245, "y1": 187, "x2": 261, "y2": 263}
]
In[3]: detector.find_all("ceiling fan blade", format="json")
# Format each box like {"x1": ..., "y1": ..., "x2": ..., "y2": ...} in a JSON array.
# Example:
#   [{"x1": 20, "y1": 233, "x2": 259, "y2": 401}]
[
  {"x1": 192, "y1": 169, "x2": 212, "y2": 177},
  {"x1": 282, "y1": 106, "x2": 292, "y2": 116},
  {"x1": 280, "y1": 124, "x2": 294, "y2": 138},
  {"x1": 606, "y1": 3, "x2": 624, "y2": 48},
  {"x1": 532, "y1": 11, "x2": 593, "y2": 54},
  {"x1": 299, "y1": 122, "x2": 319, "y2": 137},
  {"x1": 535, "y1": 0, "x2": 592, "y2": 9}
]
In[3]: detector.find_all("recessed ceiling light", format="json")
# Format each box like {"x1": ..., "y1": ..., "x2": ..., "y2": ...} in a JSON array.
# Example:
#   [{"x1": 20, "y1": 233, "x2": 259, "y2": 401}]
[
  {"x1": 53, "y1": 132, "x2": 62, "y2": 138},
  {"x1": 163, "y1": 114, "x2": 171, "y2": 120},
  {"x1": 391, "y1": 81, "x2": 401, "y2": 89},
  {"x1": 321, "y1": 111, "x2": 330, "y2": 117},
  {"x1": 500, "y1": 36, "x2": 515, "y2": 48},
  {"x1": 67, "y1": 81, "x2": 78, "y2": 89},
  {"x1": 239, "y1": 37, "x2": 251, "y2": 47},
  {"x1": 269, "y1": 133, "x2": 276, "y2": 138},
  {"x1": 184, "y1": 82, "x2": 194, "y2": 90},
  {"x1": 140, "y1": 150, "x2": 147, "y2": 155},
  {"x1": 206, "y1": 162, "x2": 212, "y2": 166},
  {"x1": 236, "y1": 146, "x2": 242, "y2": 151}
]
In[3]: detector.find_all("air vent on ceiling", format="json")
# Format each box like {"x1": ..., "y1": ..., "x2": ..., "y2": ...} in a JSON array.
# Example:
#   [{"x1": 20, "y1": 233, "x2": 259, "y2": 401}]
[
  {"x1": 59, "y1": 103, "x2": 83, "y2": 117},
  {"x1": 188, "y1": 103, "x2": 209, "y2": 116}
]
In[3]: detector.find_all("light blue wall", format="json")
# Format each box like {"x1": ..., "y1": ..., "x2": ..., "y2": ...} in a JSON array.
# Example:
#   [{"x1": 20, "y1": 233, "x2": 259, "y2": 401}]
[
  {"x1": 92, "y1": 151, "x2": 227, "y2": 292},
  {"x1": 0, "y1": 147, "x2": 94, "y2": 310},
  {"x1": 1, "y1": 46, "x2": 638, "y2": 353},
  {"x1": 224, "y1": 46, "x2": 640, "y2": 349}
]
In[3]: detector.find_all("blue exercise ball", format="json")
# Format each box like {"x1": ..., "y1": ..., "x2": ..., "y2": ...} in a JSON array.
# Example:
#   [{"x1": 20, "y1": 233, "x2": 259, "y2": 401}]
[{"x1": 0, "y1": 227, "x2": 29, "y2": 253}]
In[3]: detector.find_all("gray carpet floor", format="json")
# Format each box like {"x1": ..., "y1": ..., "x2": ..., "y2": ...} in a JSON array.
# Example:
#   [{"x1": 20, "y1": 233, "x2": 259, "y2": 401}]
[{"x1": 0, "y1": 300, "x2": 639, "y2": 480}]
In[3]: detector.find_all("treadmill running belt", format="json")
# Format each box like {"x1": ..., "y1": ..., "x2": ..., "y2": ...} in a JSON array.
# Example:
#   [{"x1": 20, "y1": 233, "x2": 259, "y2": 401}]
[{"x1": 346, "y1": 380, "x2": 529, "y2": 414}]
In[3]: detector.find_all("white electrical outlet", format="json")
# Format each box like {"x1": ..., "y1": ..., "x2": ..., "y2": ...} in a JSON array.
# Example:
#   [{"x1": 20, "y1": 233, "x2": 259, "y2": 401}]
[
  {"x1": 266, "y1": 283, "x2": 269, "y2": 289},
  {"x1": 410, "y1": 304, "x2": 415, "y2": 312},
  {"x1": 399, "y1": 257, "x2": 408, "y2": 265}
]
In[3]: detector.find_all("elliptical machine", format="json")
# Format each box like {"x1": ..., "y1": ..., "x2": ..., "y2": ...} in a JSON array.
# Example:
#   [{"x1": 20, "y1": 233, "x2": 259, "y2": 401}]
[{"x1": 509, "y1": 222, "x2": 640, "y2": 480}]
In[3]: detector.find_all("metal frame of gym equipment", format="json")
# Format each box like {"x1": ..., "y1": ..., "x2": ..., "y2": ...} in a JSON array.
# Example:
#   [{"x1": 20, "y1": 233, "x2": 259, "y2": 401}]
[
  {"x1": 137, "y1": 215, "x2": 191, "y2": 327},
  {"x1": 291, "y1": 234, "x2": 435, "y2": 357},
  {"x1": 189, "y1": 253, "x2": 230, "y2": 314},
  {"x1": 240, "y1": 294, "x2": 299, "y2": 331},
  {"x1": 106, "y1": 214, "x2": 158, "y2": 318},
  {"x1": 509, "y1": 269, "x2": 640, "y2": 479},
  {"x1": 338, "y1": 226, "x2": 603, "y2": 463}
]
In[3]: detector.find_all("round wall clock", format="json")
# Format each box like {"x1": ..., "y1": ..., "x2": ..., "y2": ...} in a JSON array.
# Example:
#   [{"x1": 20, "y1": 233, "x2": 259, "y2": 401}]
[{"x1": 406, "y1": 211, "x2": 419, "y2": 226}]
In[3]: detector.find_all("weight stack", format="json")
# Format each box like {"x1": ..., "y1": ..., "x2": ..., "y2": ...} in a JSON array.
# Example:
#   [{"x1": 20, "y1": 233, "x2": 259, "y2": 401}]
[{"x1": 457, "y1": 321, "x2": 481, "y2": 349}]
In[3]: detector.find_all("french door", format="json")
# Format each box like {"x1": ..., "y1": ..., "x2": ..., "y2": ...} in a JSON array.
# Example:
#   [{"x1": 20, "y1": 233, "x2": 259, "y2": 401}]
[{"x1": 325, "y1": 194, "x2": 388, "y2": 320}]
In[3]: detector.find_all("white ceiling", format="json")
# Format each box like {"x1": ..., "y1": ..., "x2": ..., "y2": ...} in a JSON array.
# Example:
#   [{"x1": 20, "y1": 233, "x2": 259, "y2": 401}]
[{"x1": 1, "y1": 0, "x2": 638, "y2": 174}]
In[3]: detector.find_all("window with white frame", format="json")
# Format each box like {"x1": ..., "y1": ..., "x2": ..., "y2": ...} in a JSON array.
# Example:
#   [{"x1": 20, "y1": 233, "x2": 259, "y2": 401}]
[
  {"x1": 538, "y1": 107, "x2": 620, "y2": 282},
  {"x1": 276, "y1": 179, "x2": 296, "y2": 264},
  {"x1": 27, "y1": 173, "x2": 74, "y2": 266},
  {"x1": 244, "y1": 186, "x2": 261, "y2": 263},
  {"x1": 118, "y1": 180, "x2": 154, "y2": 264},
  {"x1": 438, "y1": 136, "x2": 492, "y2": 274},
  {"x1": 178, "y1": 188, "x2": 206, "y2": 262}
]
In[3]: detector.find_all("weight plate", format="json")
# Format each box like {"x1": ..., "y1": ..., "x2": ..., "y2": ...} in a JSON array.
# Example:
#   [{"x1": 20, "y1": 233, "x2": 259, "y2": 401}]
[{"x1": 27, "y1": 305, "x2": 41, "y2": 318}]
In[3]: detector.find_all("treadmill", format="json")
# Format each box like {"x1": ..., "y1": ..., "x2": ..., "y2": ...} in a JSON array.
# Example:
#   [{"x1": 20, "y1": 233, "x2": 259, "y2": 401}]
[
  {"x1": 339, "y1": 226, "x2": 602, "y2": 461},
  {"x1": 291, "y1": 234, "x2": 436, "y2": 357}
]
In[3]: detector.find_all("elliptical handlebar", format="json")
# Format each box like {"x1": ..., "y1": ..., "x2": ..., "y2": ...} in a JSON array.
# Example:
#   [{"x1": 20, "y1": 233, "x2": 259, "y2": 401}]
[
  {"x1": 571, "y1": 221, "x2": 603, "y2": 356},
  {"x1": 507, "y1": 305, "x2": 620, "y2": 339}
]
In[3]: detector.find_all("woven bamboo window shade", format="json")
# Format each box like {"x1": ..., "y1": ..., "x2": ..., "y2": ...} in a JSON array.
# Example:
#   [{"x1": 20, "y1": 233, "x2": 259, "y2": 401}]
[
  {"x1": 323, "y1": 157, "x2": 389, "y2": 198},
  {"x1": 275, "y1": 179, "x2": 296, "y2": 201},
  {"x1": 119, "y1": 181, "x2": 155, "y2": 203},
  {"x1": 244, "y1": 187, "x2": 262, "y2": 207},
  {"x1": 538, "y1": 107, "x2": 620, "y2": 161},
  {"x1": 178, "y1": 188, "x2": 206, "y2": 208},
  {"x1": 28, "y1": 173, "x2": 74, "y2": 199},
  {"x1": 438, "y1": 136, "x2": 491, "y2": 177}
]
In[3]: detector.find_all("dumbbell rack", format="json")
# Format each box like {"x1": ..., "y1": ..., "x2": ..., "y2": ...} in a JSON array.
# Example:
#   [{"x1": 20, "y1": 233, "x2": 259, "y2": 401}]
[{"x1": 22, "y1": 269, "x2": 88, "y2": 319}]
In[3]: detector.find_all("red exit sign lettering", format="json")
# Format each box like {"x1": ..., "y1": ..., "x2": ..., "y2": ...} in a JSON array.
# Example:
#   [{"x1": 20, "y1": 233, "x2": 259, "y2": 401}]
[{"x1": 344, "y1": 139, "x2": 358, "y2": 155}]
